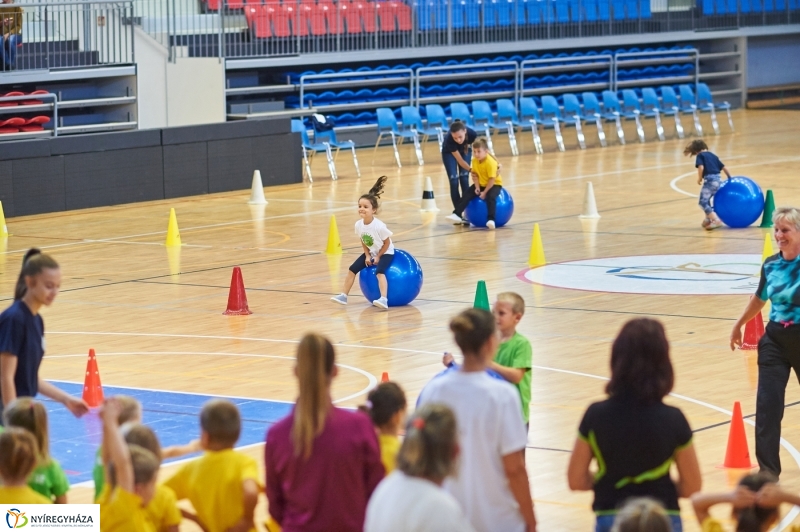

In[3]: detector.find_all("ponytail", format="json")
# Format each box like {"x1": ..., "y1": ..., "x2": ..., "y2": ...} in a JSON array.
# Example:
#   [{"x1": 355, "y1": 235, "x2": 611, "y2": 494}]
[
  {"x1": 449, "y1": 308, "x2": 496, "y2": 357},
  {"x1": 360, "y1": 176, "x2": 388, "y2": 211},
  {"x1": 360, "y1": 382, "x2": 406, "y2": 428},
  {"x1": 292, "y1": 333, "x2": 336, "y2": 459},
  {"x1": 15, "y1": 248, "x2": 59, "y2": 300},
  {"x1": 397, "y1": 403, "x2": 458, "y2": 481},
  {"x1": 735, "y1": 472, "x2": 779, "y2": 532}
]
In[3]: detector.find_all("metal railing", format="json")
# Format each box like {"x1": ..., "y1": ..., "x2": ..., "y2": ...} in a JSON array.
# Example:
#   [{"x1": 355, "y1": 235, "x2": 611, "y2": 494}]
[{"x1": 0, "y1": 0, "x2": 134, "y2": 73}]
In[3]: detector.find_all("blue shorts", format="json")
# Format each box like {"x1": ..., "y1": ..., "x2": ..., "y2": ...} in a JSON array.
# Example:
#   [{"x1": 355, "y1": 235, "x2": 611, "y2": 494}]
[{"x1": 349, "y1": 253, "x2": 394, "y2": 275}]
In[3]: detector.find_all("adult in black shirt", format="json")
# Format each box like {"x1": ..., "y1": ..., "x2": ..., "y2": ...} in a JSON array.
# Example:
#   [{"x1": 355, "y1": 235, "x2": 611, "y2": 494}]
[
  {"x1": 442, "y1": 121, "x2": 477, "y2": 224},
  {"x1": 0, "y1": 249, "x2": 88, "y2": 422},
  {"x1": 567, "y1": 318, "x2": 702, "y2": 532}
]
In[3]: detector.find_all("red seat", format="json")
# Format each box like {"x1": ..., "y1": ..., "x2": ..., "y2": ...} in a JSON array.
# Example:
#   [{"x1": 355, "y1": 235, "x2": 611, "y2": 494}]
[
  {"x1": 0, "y1": 117, "x2": 25, "y2": 133},
  {"x1": 248, "y1": 5, "x2": 271, "y2": 37},
  {"x1": 353, "y1": 1, "x2": 376, "y2": 32},
  {"x1": 19, "y1": 116, "x2": 50, "y2": 132},
  {"x1": 23, "y1": 90, "x2": 50, "y2": 105},
  {"x1": 0, "y1": 91, "x2": 23, "y2": 107},
  {"x1": 339, "y1": 1, "x2": 362, "y2": 33},
  {"x1": 271, "y1": 4, "x2": 291, "y2": 37},
  {"x1": 300, "y1": 4, "x2": 327, "y2": 35},
  {"x1": 227, "y1": 0, "x2": 245, "y2": 9},
  {"x1": 244, "y1": 0, "x2": 262, "y2": 5},
  {"x1": 322, "y1": 1, "x2": 344, "y2": 33},
  {"x1": 392, "y1": 1, "x2": 411, "y2": 30},
  {"x1": 375, "y1": 1, "x2": 396, "y2": 31},
  {"x1": 283, "y1": 5, "x2": 307, "y2": 36},
  {"x1": 205, "y1": 0, "x2": 221, "y2": 10}
]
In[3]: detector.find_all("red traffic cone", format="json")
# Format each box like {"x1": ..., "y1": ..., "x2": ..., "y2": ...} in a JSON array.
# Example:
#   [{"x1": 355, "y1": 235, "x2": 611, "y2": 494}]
[
  {"x1": 380, "y1": 372, "x2": 389, "y2": 383},
  {"x1": 82, "y1": 349, "x2": 104, "y2": 408},
  {"x1": 741, "y1": 312, "x2": 765, "y2": 350},
  {"x1": 223, "y1": 266, "x2": 252, "y2": 315},
  {"x1": 722, "y1": 401, "x2": 753, "y2": 469}
]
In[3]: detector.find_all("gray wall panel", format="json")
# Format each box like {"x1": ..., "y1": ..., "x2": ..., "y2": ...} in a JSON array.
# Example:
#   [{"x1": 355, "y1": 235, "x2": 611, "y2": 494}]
[
  {"x1": 207, "y1": 139, "x2": 253, "y2": 193},
  {"x1": 0, "y1": 161, "x2": 12, "y2": 217},
  {"x1": 12, "y1": 157, "x2": 65, "y2": 216},
  {"x1": 164, "y1": 143, "x2": 209, "y2": 199},
  {"x1": 252, "y1": 134, "x2": 303, "y2": 186}
]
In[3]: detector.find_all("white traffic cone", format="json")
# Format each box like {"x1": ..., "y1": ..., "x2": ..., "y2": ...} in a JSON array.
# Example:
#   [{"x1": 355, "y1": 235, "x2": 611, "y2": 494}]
[
  {"x1": 248, "y1": 170, "x2": 268, "y2": 205},
  {"x1": 420, "y1": 176, "x2": 439, "y2": 212},
  {"x1": 578, "y1": 181, "x2": 600, "y2": 219}
]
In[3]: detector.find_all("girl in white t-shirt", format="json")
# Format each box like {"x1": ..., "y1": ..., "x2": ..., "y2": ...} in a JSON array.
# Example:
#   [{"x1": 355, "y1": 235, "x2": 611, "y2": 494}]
[{"x1": 331, "y1": 176, "x2": 395, "y2": 310}]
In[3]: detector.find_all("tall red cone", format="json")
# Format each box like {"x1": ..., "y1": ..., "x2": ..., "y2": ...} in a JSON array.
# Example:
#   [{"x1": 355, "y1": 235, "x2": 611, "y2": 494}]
[
  {"x1": 82, "y1": 349, "x2": 104, "y2": 408},
  {"x1": 741, "y1": 311, "x2": 765, "y2": 350},
  {"x1": 380, "y1": 372, "x2": 389, "y2": 383},
  {"x1": 722, "y1": 401, "x2": 753, "y2": 469},
  {"x1": 223, "y1": 266, "x2": 252, "y2": 315}
]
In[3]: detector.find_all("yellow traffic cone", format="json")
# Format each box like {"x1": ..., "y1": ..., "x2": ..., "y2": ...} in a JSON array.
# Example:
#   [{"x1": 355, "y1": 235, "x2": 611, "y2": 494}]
[
  {"x1": 761, "y1": 232, "x2": 774, "y2": 264},
  {"x1": 325, "y1": 215, "x2": 342, "y2": 254},
  {"x1": 528, "y1": 223, "x2": 546, "y2": 267},
  {"x1": 0, "y1": 201, "x2": 9, "y2": 237},
  {"x1": 165, "y1": 208, "x2": 182, "y2": 247}
]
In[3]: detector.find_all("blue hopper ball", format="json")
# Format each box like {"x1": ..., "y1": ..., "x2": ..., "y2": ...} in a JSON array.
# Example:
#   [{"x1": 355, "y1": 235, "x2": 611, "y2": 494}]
[
  {"x1": 464, "y1": 188, "x2": 514, "y2": 228},
  {"x1": 712, "y1": 176, "x2": 764, "y2": 228},
  {"x1": 359, "y1": 249, "x2": 423, "y2": 307},
  {"x1": 416, "y1": 364, "x2": 507, "y2": 407}
]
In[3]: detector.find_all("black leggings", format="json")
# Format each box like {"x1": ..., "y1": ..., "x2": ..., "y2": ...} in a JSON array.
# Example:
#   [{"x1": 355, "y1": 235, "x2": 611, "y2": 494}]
[
  {"x1": 455, "y1": 185, "x2": 502, "y2": 221},
  {"x1": 349, "y1": 253, "x2": 394, "y2": 275}
]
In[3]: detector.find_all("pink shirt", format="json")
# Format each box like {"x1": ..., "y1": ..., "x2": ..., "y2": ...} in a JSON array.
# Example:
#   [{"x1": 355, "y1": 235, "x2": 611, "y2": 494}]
[{"x1": 265, "y1": 407, "x2": 385, "y2": 532}]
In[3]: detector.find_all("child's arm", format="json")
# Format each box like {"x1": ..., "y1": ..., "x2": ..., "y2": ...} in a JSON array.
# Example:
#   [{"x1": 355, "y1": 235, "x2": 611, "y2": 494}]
[
  {"x1": 100, "y1": 399, "x2": 134, "y2": 493},
  {"x1": 756, "y1": 483, "x2": 800, "y2": 507},
  {"x1": 721, "y1": 165, "x2": 731, "y2": 179},
  {"x1": 162, "y1": 439, "x2": 201, "y2": 459},
  {"x1": 488, "y1": 362, "x2": 527, "y2": 384},
  {"x1": 224, "y1": 479, "x2": 259, "y2": 532},
  {"x1": 479, "y1": 178, "x2": 495, "y2": 198},
  {"x1": 691, "y1": 487, "x2": 755, "y2": 524},
  {"x1": 567, "y1": 437, "x2": 594, "y2": 491},
  {"x1": 452, "y1": 150, "x2": 472, "y2": 172},
  {"x1": 181, "y1": 510, "x2": 209, "y2": 532},
  {"x1": 696, "y1": 165, "x2": 704, "y2": 185},
  {"x1": 54, "y1": 494, "x2": 67, "y2": 504},
  {"x1": 374, "y1": 239, "x2": 391, "y2": 261}
]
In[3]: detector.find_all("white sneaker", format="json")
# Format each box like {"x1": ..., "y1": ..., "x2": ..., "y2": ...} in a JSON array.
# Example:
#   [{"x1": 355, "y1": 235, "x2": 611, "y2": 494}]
[
  {"x1": 373, "y1": 297, "x2": 389, "y2": 309},
  {"x1": 331, "y1": 293, "x2": 348, "y2": 305},
  {"x1": 486, "y1": 220, "x2": 496, "y2": 230},
  {"x1": 445, "y1": 213, "x2": 463, "y2": 223}
]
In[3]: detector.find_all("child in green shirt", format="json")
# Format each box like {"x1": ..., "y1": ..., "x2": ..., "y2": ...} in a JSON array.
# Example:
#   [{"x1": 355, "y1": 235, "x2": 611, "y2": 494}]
[
  {"x1": 487, "y1": 292, "x2": 532, "y2": 425},
  {"x1": 3, "y1": 397, "x2": 69, "y2": 503}
]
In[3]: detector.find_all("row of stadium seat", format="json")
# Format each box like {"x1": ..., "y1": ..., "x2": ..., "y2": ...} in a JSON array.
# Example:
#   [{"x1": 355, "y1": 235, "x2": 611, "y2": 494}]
[
  {"x1": 700, "y1": 0, "x2": 799, "y2": 14},
  {"x1": 0, "y1": 116, "x2": 51, "y2": 133}
]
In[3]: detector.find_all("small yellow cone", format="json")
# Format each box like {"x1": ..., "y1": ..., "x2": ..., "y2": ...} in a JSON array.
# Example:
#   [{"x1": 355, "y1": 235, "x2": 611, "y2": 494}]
[
  {"x1": 325, "y1": 215, "x2": 342, "y2": 255},
  {"x1": 761, "y1": 232, "x2": 774, "y2": 264},
  {"x1": 0, "y1": 201, "x2": 9, "y2": 237},
  {"x1": 528, "y1": 223, "x2": 546, "y2": 267},
  {"x1": 165, "y1": 208, "x2": 182, "y2": 247}
]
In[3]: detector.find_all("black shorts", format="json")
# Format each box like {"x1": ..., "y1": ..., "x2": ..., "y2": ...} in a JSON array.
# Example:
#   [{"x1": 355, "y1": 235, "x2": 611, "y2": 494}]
[{"x1": 349, "y1": 253, "x2": 394, "y2": 275}]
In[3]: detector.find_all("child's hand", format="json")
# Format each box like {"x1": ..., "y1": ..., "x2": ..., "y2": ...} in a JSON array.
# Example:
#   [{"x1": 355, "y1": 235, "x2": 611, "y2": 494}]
[
  {"x1": 479, "y1": 191, "x2": 487, "y2": 200},
  {"x1": 365, "y1": 256, "x2": 373, "y2": 267},
  {"x1": 730, "y1": 485, "x2": 757, "y2": 509},
  {"x1": 100, "y1": 398, "x2": 121, "y2": 423},
  {"x1": 697, "y1": 178, "x2": 703, "y2": 185},
  {"x1": 442, "y1": 352, "x2": 454, "y2": 367},
  {"x1": 755, "y1": 483, "x2": 783, "y2": 507}
]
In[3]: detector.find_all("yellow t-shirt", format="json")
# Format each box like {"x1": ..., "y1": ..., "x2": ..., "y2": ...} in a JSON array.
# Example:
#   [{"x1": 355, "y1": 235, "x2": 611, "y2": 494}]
[
  {"x1": 96, "y1": 483, "x2": 180, "y2": 532},
  {"x1": 472, "y1": 155, "x2": 502, "y2": 188},
  {"x1": 379, "y1": 434, "x2": 401, "y2": 474},
  {"x1": 100, "y1": 486, "x2": 156, "y2": 532},
  {"x1": 162, "y1": 449, "x2": 259, "y2": 532},
  {"x1": 701, "y1": 517, "x2": 800, "y2": 532},
  {"x1": 0, "y1": 485, "x2": 52, "y2": 504}
]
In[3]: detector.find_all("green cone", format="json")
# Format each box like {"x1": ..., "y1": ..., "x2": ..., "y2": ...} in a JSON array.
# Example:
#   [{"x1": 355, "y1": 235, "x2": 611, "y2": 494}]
[
  {"x1": 473, "y1": 280, "x2": 490, "y2": 311},
  {"x1": 760, "y1": 189, "x2": 775, "y2": 228}
]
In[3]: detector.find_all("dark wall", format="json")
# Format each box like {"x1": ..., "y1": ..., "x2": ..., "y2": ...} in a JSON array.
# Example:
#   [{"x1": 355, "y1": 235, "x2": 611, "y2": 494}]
[{"x1": 0, "y1": 118, "x2": 302, "y2": 217}]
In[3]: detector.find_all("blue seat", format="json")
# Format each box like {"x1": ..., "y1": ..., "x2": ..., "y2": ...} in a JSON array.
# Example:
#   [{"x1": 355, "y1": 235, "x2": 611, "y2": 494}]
[
  {"x1": 620, "y1": 89, "x2": 647, "y2": 142},
  {"x1": 612, "y1": 0, "x2": 625, "y2": 18},
  {"x1": 542, "y1": 95, "x2": 580, "y2": 150},
  {"x1": 375, "y1": 107, "x2": 423, "y2": 167},
  {"x1": 562, "y1": 93, "x2": 590, "y2": 149},
  {"x1": 496, "y1": 98, "x2": 539, "y2": 154},
  {"x1": 466, "y1": 0, "x2": 481, "y2": 27},
  {"x1": 496, "y1": 0, "x2": 514, "y2": 25},
  {"x1": 598, "y1": 0, "x2": 610, "y2": 18},
  {"x1": 677, "y1": 84, "x2": 704, "y2": 136},
  {"x1": 640, "y1": 87, "x2": 667, "y2": 141},
  {"x1": 425, "y1": 104, "x2": 449, "y2": 151},
  {"x1": 452, "y1": 0, "x2": 467, "y2": 28},
  {"x1": 600, "y1": 90, "x2": 626, "y2": 144},
  {"x1": 450, "y1": 102, "x2": 475, "y2": 127},
  {"x1": 314, "y1": 119, "x2": 361, "y2": 177},
  {"x1": 292, "y1": 118, "x2": 336, "y2": 182},
  {"x1": 584, "y1": 0, "x2": 599, "y2": 20},
  {"x1": 658, "y1": 86, "x2": 686, "y2": 138},
  {"x1": 555, "y1": 0, "x2": 570, "y2": 21},
  {"x1": 471, "y1": 100, "x2": 497, "y2": 154},
  {"x1": 518, "y1": 97, "x2": 545, "y2": 153},
  {"x1": 400, "y1": 105, "x2": 441, "y2": 147},
  {"x1": 697, "y1": 82, "x2": 734, "y2": 133},
  {"x1": 529, "y1": 96, "x2": 564, "y2": 151},
  {"x1": 579, "y1": 92, "x2": 608, "y2": 147},
  {"x1": 527, "y1": 0, "x2": 548, "y2": 21},
  {"x1": 483, "y1": 0, "x2": 498, "y2": 27}
]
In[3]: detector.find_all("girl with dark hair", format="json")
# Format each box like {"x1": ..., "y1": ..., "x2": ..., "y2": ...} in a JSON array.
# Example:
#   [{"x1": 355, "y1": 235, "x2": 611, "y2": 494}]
[
  {"x1": 361, "y1": 381, "x2": 407, "y2": 474},
  {"x1": 0, "y1": 249, "x2": 88, "y2": 421},
  {"x1": 418, "y1": 308, "x2": 536, "y2": 532},
  {"x1": 691, "y1": 472, "x2": 800, "y2": 532},
  {"x1": 567, "y1": 318, "x2": 702, "y2": 532},
  {"x1": 265, "y1": 333, "x2": 384, "y2": 532},
  {"x1": 331, "y1": 176, "x2": 395, "y2": 309},
  {"x1": 365, "y1": 404, "x2": 476, "y2": 532}
]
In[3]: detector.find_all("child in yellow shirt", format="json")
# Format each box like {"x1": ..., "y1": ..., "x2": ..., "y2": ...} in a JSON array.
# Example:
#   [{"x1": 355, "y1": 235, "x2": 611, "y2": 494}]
[
  {"x1": 0, "y1": 427, "x2": 52, "y2": 504},
  {"x1": 163, "y1": 399, "x2": 260, "y2": 532},
  {"x1": 361, "y1": 382, "x2": 407, "y2": 474},
  {"x1": 99, "y1": 398, "x2": 160, "y2": 532},
  {"x1": 451, "y1": 137, "x2": 503, "y2": 230}
]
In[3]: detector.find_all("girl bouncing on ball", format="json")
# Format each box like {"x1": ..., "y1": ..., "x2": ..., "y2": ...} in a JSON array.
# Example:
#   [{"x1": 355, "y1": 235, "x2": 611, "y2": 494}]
[
  {"x1": 331, "y1": 176, "x2": 394, "y2": 310},
  {"x1": 684, "y1": 140, "x2": 731, "y2": 231}
]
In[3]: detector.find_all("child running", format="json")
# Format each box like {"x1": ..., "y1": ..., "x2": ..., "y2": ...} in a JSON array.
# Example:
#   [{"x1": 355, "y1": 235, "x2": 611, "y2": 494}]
[
  {"x1": 331, "y1": 176, "x2": 394, "y2": 309},
  {"x1": 450, "y1": 137, "x2": 503, "y2": 230},
  {"x1": 3, "y1": 397, "x2": 69, "y2": 503},
  {"x1": 361, "y1": 382, "x2": 408, "y2": 474},
  {"x1": 684, "y1": 140, "x2": 731, "y2": 230},
  {"x1": 0, "y1": 427, "x2": 51, "y2": 504}
]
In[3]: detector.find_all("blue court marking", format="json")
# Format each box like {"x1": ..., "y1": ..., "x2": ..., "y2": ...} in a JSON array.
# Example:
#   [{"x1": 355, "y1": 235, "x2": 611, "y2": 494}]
[{"x1": 42, "y1": 382, "x2": 294, "y2": 485}]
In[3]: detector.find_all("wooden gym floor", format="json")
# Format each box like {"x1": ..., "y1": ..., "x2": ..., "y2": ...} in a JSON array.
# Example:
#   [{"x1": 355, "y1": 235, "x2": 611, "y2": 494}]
[{"x1": 11, "y1": 108, "x2": 800, "y2": 531}]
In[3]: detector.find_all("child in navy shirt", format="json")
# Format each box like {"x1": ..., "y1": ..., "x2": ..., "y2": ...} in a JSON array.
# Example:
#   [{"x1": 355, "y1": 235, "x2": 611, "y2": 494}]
[{"x1": 684, "y1": 140, "x2": 731, "y2": 230}]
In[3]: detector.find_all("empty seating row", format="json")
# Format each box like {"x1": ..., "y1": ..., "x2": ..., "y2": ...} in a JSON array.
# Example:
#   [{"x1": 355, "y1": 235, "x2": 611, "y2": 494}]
[{"x1": 700, "y1": 0, "x2": 799, "y2": 15}]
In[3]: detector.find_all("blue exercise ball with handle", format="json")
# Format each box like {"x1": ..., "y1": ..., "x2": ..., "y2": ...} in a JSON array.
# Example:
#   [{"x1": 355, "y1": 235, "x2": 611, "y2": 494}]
[
  {"x1": 464, "y1": 188, "x2": 514, "y2": 228},
  {"x1": 415, "y1": 364, "x2": 506, "y2": 407},
  {"x1": 712, "y1": 176, "x2": 765, "y2": 228},
  {"x1": 359, "y1": 249, "x2": 423, "y2": 307}
]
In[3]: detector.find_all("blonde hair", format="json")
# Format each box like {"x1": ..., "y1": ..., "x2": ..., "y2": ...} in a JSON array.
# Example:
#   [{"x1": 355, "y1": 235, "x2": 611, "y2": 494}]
[
  {"x1": 397, "y1": 404, "x2": 458, "y2": 480},
  {"x1": 0, "y1": 427, "x2": 39, "y2": 483},
  {"x1": 3, "y1": 397, "x2": 50, "y2": 463},
  {"x1": 497, "y1": 292, "x2": 525, "y2": 315},
  {"x1": 200, "y1": 399, "x2": 241, "y2": 447},
  {"x1": 292, "y1": 333, "x2": 335, "y2": 459},
  {"x1": 773, "y1": 207, "x2": 800, "y2": 231},
  {"x1": 472, "y1": 137, "x2": 490, "y2": 151},
  {"x1": 115, "y1": 395, "x2": 142, "y2": 425},
  {"x1": 611, "y1": 498, "x2": 671, "y2": 532}
]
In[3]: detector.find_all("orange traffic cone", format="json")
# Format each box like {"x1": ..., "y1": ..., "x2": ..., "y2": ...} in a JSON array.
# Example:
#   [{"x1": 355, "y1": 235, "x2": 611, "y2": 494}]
[
  {"x1": 741, "y1": 311, "x2": 765, "y2": 350},
  {"x1": 82, "y1": 349, "x2": 104, "y2": 408},
  {"x1": 380, "y1": 372, "x2": 389, "y2": 383},
  {"x1": 722, "y1": 401, "x2": 753, "y2": 469},
  {"x1": 224, "y1": 267, "x2": 253, "y2": 315}
]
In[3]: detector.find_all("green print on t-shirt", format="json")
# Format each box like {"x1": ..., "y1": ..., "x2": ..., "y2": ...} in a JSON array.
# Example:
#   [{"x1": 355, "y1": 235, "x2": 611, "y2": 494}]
[{"x1": 361, "y1": 233, "x2": 375, "y2": 247}]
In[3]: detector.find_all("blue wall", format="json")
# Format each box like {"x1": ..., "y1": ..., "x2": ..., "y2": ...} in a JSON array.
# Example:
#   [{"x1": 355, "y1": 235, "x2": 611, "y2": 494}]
[{"x1": 748, "y1": 34, "x2": 800, "y2": 88}]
